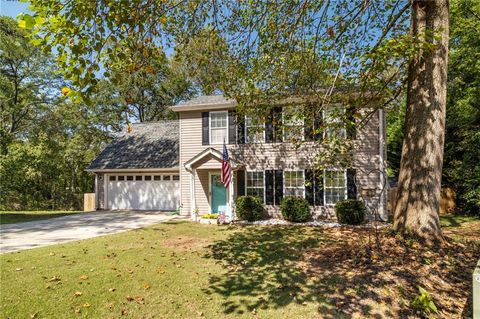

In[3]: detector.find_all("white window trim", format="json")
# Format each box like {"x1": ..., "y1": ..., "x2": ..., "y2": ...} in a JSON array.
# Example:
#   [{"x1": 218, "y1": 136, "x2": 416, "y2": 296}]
[
  {"x1": 245, "y1": 115, "x2": 266, "y2": 143},
  {"x1": 209, "y1": 111, "x2": 229, "y2": 145},
  {"x1": 282, "y1": 109, "x2": 305, "y2": 142},
  {"x1": 245, "y1": 170, "x2": 266, "y2": 203},
  {"x1": 323, "y1": 169, "x2": 347, "y2": 206},
  {"x1": 283, "y1": 170, "x2": 306, "y2": 198}
]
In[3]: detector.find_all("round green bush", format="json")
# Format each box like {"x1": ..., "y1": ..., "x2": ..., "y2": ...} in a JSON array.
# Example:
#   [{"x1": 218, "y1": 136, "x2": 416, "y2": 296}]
[
  {"x1": 235, "y1": 195, "x2": 266, "y2": 221},
  {"x1": 280, "y1": 196, "x2": 311, "y2": 222},
  {"x1": 335, "y1": 199, "x2": 367, "y2": 225}
]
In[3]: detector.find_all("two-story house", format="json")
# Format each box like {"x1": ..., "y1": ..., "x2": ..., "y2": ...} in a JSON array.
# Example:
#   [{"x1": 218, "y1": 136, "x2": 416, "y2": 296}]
[{"x1": 87, "y1": 95, "x2": 388, "y2": 221}]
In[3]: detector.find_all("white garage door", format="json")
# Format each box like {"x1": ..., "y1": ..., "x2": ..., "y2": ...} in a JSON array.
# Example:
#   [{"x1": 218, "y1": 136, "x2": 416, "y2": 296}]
[{"x1": 107, "y1": 174, "x2": 180, "y2": 210}]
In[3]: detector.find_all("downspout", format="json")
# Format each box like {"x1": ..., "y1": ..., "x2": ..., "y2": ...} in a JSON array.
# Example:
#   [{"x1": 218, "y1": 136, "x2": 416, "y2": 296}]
[{"x1": 378, "y1": 108, "x2": 387, "y2": 220}]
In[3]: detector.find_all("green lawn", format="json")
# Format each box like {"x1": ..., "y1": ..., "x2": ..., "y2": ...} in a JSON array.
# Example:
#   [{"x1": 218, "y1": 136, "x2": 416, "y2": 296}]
[
  {"x1": 1, "y1": 218, "x2": 478, "y2": 318},
  {"x1": 439, "y1": 214, "x2": 479, "y2": 227},
  {"x1": 0, "y1": 211, "x2": 82, "y2": 225}
]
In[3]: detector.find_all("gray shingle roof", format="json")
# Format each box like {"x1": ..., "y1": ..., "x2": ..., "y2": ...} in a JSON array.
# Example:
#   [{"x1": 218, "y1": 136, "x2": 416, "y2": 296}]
[
  {"x1": 87, "y1": 121, "x2": 179, "y2": 170},
  {"x1": 173, "y1": 95, "x2": 235, "y2": 107}
]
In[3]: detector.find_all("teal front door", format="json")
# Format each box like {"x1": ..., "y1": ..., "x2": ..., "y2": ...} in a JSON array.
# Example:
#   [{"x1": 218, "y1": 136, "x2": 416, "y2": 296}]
[{"x1": 211, "y1": 174, "x2": 227, "y2": 213}]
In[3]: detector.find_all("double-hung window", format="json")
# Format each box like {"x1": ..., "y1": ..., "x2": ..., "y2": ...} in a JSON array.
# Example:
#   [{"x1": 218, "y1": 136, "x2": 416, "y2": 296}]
[
  {"x1": 324, "y1": 170, "x2": 346, "y2": 205},
  {"x1": 245, "y1": 115, "x2": 265, "y2": 143},
  {"x1": 324, "y1": 107, "x2": 346, "y2": 139},
  {"x1": 246, "y1": 171, "x2": 265, "y2": 202},
  {"x1": 284, "y1": 170, "x2": 305, "y2": 197},
  {"x1": 210, "y1": 111, "x2": 228, "y2": 144},
  {"x1": 283, "y1": 107, "x2": 304, "y2": 141}
]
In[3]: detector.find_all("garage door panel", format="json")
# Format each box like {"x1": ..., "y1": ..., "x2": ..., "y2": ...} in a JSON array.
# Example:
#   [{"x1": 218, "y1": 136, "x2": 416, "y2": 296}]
[{"x1": 107, "y1": 179, "x2": 179, "y2": 210}]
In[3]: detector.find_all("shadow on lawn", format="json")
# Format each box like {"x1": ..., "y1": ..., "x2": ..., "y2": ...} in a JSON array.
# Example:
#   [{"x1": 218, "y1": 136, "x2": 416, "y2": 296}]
[{"x1": 203, "y1": 226, "x2": 479, "y2": 318}]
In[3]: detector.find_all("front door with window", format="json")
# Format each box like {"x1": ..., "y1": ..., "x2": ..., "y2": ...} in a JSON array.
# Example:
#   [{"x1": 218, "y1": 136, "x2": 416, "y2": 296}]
[{"x1": 210, "y1": 174, "x2": 227, "y2": 213}]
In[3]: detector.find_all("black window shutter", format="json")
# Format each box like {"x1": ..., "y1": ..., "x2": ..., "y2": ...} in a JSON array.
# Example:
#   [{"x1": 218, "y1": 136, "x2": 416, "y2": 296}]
[
  {"x1": 228, "y1": 111, "x2": 236, "y2": 144},
  {"x1": 314, "y1": 170, "x2": 324, "y2": 206},
  {"x1": 237, "y1": 115, "x2": 245, "y2": 144},
  {"x1": 274, "y1": 169, "x2": 283, "y2": 205},
  {"x1": 237, "y1": 170, "x2": 245, "y2": 197},
  {"x1": 346, "y1": 107, "x2": 356, "y2": 140},
  {"x1": 202, "y1": 112, "x2": 209, "y2": 145},
  {"x1": 314, "y1": 110, "x2": 323, "y2": 141},
  {"x1": 304, "y1": 116, "x2": 314, "y2": 141},
  {"x1": 273, "y1": 107, "x2": 283, "y2": 143},
  {"x1": 305, "y1": 169, "x2": 314, "y2": 205},
  {"x1": 265, "y1": 110, "x2": 274, "y2": 143},
  {"x1": 346, "y1": 169, "x2": 357, "y2": 199},
  {"x1": 265, "y1": 170, "x2": 274, "y2": 204}
]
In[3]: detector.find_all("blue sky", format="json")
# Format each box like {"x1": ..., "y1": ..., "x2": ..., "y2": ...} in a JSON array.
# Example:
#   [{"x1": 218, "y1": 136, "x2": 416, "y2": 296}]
[{"x1": 0, "y1": 0, "x2": 29, "y2": 18}]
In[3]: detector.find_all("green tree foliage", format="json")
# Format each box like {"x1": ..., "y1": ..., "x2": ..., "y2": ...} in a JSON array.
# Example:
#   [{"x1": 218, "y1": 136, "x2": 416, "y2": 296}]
[
  {"x1": 102, "y1": 49, "x2": 193, "y2": 122},
  {"x1": 0, "y1": 16, "x2": 60, "y2": 155},
  {"x1": 443, "y1": 0, "x2": 479, "y2": 214},
  {"x1": 0, "y1": 99, "x2": 111, "y2": 210},
  {"x1": 1, "y1": 13, "x2": 195, "y2": 210},
  {"x1": 173, "y1": 29, "x2": 232, "y2": 95}
]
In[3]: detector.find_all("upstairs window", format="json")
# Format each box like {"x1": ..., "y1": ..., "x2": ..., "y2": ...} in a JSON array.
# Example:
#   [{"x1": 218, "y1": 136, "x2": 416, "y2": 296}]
[
  {"x1": 324, "y1": 170, "x2": 346, "y2": 205},
  {"x1": 324, "y1": 107, "x2": 346, "y2": 139},
  {"x1": 283, "y1": 107, "x2": 304, "y2": 141},
  {"x1": 246, "y1": 171, "x2": 265, "y2": 202},
  {"x1": 284, "y1": 170, "x2": 305, "y2": 197},
  {"x1": 245, "y1": 116, "x2": 265, "y2": 143},
  {"x1": 210, "y1": 111, "x2": 228, "y2": 144}
]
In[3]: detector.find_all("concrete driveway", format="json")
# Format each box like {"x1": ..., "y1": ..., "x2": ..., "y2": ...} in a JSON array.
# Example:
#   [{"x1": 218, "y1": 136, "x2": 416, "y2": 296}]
[{"x1": 0, "y1": 211, "x2": 187, "y2": 253}]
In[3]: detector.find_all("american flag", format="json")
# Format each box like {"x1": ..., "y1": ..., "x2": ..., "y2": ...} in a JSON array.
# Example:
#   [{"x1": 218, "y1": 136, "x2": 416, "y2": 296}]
[{"x1": 221, "y1": 140, "x2": 232, "y2": 188}]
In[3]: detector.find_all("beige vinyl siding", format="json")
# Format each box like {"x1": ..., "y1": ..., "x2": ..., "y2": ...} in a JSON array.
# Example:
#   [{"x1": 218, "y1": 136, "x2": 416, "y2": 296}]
[{"x1": 179, "y1": 108, "x2": 386, "y2": 218}]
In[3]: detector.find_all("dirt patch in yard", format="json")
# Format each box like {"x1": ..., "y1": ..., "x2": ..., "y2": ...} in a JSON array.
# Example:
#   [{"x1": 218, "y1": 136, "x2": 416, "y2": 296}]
[
  {"x1": 162, "y1": 236, "x2": 212, "y2": 250},
  {"x1": 302, "y1": 227, "x2": 479, "y2": 318}
]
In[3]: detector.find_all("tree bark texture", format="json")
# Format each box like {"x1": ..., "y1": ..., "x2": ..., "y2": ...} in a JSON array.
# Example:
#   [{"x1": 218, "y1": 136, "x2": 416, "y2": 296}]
[{"x1": 393, "y1": 0, "x2": 449, "y2": 243}]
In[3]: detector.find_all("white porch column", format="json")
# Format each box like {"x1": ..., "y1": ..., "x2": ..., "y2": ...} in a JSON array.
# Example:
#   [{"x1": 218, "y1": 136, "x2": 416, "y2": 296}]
[
  {"x1": 190, "y1": 169, "x2": 197, "y2": 221},
  {"x1": 228, "y1": 170, "x2": 234, "y2": 221}
]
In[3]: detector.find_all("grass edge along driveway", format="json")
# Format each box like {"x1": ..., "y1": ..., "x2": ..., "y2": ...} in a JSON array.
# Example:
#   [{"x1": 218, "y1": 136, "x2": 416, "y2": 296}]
[{"x1": 0, "y1": 211, "x2": 82, "y2": 225}]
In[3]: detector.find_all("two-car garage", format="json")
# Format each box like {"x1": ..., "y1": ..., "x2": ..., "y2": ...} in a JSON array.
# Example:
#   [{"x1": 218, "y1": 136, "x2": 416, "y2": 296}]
[
  {"x1": 105, "y1": 173, "x2": 180, "y2": 211},
  {"x1": 86, "y1": 121, "x2": 181, "y2": 211}
]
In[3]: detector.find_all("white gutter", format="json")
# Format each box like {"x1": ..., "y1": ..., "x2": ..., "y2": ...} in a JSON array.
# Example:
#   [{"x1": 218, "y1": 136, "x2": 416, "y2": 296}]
[{"x1": 85, "y1": 167, "x2": 180, "y2": 173}]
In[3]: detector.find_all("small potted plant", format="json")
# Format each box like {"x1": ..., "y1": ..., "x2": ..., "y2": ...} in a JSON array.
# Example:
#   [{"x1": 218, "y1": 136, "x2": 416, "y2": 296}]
[{"x1": 199, "y1": 213, "x2": 218, "y2": 225}]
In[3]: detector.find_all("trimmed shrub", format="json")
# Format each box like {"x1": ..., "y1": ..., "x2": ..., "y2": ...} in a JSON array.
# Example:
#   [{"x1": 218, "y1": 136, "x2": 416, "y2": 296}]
[
  {"x1": 280, "y1": 196, "x2": 311, "y2": 222},
  {"x1": 235, "y1": 196, "x2": 266, "y2": 221},
  {"x1": 335, "y1": 199, "x2": 367, "y2": 225}
]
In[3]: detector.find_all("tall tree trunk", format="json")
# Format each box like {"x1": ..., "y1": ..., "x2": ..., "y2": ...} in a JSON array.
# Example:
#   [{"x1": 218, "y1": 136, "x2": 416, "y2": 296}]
[{"x1": 393, "y1": 0, "x2": 449, "y2": 243}]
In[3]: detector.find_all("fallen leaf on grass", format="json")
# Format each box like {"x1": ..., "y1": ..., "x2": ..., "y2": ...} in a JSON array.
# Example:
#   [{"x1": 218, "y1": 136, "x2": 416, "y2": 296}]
[
  {"x1": 48, "y1": 276, "x2": 61, "y2": 282},
  {"x1": 74, "y1": 291, "x2": 82, "y2": 297},
  {"x1": 126, "y1": 296, "x2": 145, "y2": 305},
  {"x1": 79, "y1": 275, "x2": 88, "y2": 280},
  {"x1": 109, "y1": 288, "x2": 116, "y2": 292},
  {"x1": 74, "y1": 307, "x2": 81, "y2": 314},
  {"x1": 121, "y1": 309, "x2": 127, "y2": 316},
  {"x1": 83, "y1": 303, "x2": 90, "y2": 308},
  {"x1": 30, "y1": 313, "x2": 37, "y2": 318},
  {"x1": 144, "y1": 283, "x2": 150, "y2": 290},
  {"x1": 135, "y1": 296, "x2": 145, "y2": 305},
  {"x1": 49, "y1": 252, "x2": 55, "y2": 256},
  {"x1": 15, "y1": 268, "x2": 23, "y2": 271}
]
